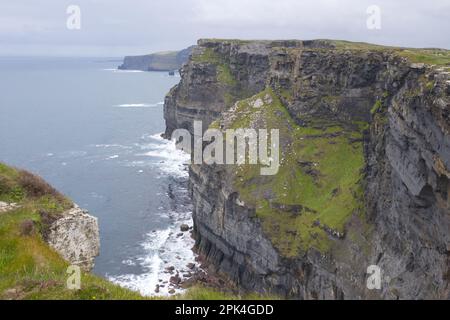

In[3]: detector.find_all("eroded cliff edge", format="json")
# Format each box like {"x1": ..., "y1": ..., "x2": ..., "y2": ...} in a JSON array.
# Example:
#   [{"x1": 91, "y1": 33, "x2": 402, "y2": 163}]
[
  {"x1": 164, "y1": 39, "x2": 450, "y2": 299},
  {"x1": 45, "y1": 205, "x2": 99, "y2": 271}
]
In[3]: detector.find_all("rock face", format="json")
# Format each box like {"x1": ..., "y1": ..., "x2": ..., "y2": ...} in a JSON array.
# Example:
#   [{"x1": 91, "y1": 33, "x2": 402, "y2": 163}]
[
  {"x1": 164, "y1": 39, "x2": 450, "y2": 299},
  {"x1": 366, "y1": 66, "x2": 450, "y2": 299},
  {"x1": 119, "y1": 46, "x2": 195, "y2": 72},
  {"x1": 46, "y1": 206, "x2": 100, "y2": 271}
]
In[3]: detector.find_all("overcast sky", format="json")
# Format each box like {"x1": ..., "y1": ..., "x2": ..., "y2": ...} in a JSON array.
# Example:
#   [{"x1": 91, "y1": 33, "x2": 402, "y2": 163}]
[{"x1": 1, "y1": 0, "x2": 449, "y2": 57}]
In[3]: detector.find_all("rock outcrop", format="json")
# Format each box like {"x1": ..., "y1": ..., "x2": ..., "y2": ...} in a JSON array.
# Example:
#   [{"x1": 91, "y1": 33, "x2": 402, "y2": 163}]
[
  {"x1": 0, "y1": 201, "x2": 19, "y2": 213},
  {"x1": 164, "y1": 39, "x2": 450, "y2": 299},
  {"x1": 119, "y1": 46, "x2": 195, "y2": 72},
  {"x1": 45, "y1": 205, "x2": 100, "y2": 271}
]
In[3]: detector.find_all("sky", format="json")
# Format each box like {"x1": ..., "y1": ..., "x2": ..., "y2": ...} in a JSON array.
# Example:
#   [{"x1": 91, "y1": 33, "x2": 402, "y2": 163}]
[{"x1": 0, "y1": 0, "x2": 449, "y2": 57}]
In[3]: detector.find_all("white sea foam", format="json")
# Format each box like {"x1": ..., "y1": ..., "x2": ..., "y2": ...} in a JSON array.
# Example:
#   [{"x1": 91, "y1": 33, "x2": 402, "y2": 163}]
[
  {"x1": 104, "y1": 68, "x2": 144, "y2": 73},
  {"x1": 122, "y1": 259, "x2": 136, "y2": 266},
  {"x1": 58, "y1": 150, "x2": 87, "y2": 158},
  {"x1": 143, "y1": 135, "x2": 190, "y2": 177},
  {"x1": 116, "y1": 70, "x2": 144, "y2": 73},
  {"x1": 113, "y1": 102, "x2": 164, "y2": 108},
  {"x1": 90, "y1": 192, "x2": 104, "y2": 199},
  {"x1": 92, "y1": 143, "x2": 132, "y2": 149},
  {"x1": 129, "y1": 133, "x2": 190, "y2": 178},
  {"x1": 108, "y1": 132, "x2": 198, "y2": 296},
  {"x1": 109, "y1": 211, "x2": 196, "y2": 296}
]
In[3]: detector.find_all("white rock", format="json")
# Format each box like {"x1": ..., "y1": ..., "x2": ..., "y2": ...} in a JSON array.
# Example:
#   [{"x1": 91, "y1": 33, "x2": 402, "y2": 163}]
[
  {"x1": 264, "y1": 94, "x2": 273, "y2": 104},
  {"x1": 252, "y1": 98, "x2": 264, "y2": 108},
  {"x1": 410, "y1": 63, "x2": 425, "y2": 70},
  {"x1": 46, "y1": 206, "x2": 100, "y2": 271}
]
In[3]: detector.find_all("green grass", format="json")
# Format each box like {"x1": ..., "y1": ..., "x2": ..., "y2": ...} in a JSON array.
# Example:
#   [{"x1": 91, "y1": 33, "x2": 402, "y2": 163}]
[
  {"x1": 217, "y1": 65, "x2": 237, "y2": 86},
  {"x1": 196, "y1": 39, "x2": 450, "y2": 67},
  {"x1": 176, "y1": 286, "x2": 278, "y2": 300},
  {"x1": 218, "y1": 89, "x2": 366, "y2": 257},
  {"x1": 331, "y1": 39, "x2": 450, "y2": 66},
  {"x1": 191, "y1": 47, "x2": 243, "y2": 108},
  {"x1": 140, "y1": 51, "x2": 180, "y2": 71},
  {"x1": 199, "y1": 39, "x2": 253, "y2": 46},
  {"x1": 370, "y1": 100, "x2": 383, "y2": 115},
  {"x1": 0, "y1": 163, "x2": 24, "y2": 203},
  {"x1": 0, "y1": 207, "x2": 146, "y2": 300},
  {"x1": 278, "y1": 88, "x2": 294, "y2": 103},
  {"x1": 331, "y1": 39, "x2": 393, "y2": 51},
  {"x1": 191, "y1": 47, "x2": 220, "y2": 64},
  {"x1": 397, "y1": 49, "x2": 450, "y2": 66},
  {"x1": 191, "y1": 48, "x2": 239, "y2": 107}
]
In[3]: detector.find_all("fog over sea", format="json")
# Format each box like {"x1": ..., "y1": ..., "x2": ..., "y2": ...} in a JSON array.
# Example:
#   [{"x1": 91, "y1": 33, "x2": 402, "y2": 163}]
[{"x1": 0, "y1": 57, "x2": 196, "y2": 296}]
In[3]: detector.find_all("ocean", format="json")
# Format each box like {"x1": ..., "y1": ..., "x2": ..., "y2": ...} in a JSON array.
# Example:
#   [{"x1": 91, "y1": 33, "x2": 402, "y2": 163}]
[{"x1": 0, "y1": 56, "x2": 195, "y2": 296}]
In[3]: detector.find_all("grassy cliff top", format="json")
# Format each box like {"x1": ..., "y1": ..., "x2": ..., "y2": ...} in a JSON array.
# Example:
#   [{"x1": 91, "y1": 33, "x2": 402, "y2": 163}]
[
  {"x1": 188, "y1": 38, "x2": 449, "y2": 256},
  {"x1": 332, "y1": 40, "x2": 450, "y2": 66},
  {"x1": 196, "y1": 38, "x2": 450, "y2": 66}
]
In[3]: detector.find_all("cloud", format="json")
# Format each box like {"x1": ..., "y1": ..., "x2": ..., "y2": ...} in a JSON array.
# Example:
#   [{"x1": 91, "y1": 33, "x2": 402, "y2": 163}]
[
  {"x1": 0, "y1": 17, "x2": 51, "y2": 35},
  {"x1": 0, "y1": 0, "x2": 448, "y2": 56},
  {"x1": 191, "y1": 0, "x2": 351, "y2": 27}
]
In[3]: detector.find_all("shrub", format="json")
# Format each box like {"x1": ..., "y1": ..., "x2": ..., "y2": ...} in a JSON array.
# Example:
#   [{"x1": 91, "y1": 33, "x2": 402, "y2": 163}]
[
  {"x1": 0, "y1": 175, "x2": 13, "y2": 195},
  {"x1": 39, "y1": 210, "x2": 61, "y2": 240},
  {"x1": 19, "y1": 219, "x2": 36, "y2": 236},
  {"x1": 18, "y1": 170, "x2": 65, "y2": 202},
  {"x1": 0, "y1": 174, "x2": 25, "y2": 202}
]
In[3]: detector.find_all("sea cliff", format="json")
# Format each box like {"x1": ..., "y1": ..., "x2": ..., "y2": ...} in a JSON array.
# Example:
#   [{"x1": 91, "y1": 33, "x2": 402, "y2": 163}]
[
  {"x1": 164, "y1": 39, "x2": 450, "y2": 299},
  {"x1": 119, "y1": 46, "x2": 194, "y2": 72}
]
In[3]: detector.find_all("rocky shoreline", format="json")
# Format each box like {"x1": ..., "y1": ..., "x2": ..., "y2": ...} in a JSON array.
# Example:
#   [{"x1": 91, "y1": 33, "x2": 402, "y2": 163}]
[{"x1": 152, "y1": 223, "x2": 232, "y2": 295}]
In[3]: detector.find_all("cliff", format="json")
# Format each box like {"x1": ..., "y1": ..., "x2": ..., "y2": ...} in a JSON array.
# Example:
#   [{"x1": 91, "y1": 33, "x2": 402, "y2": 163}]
[
  {"x1": 164, "y1": 39, "x2": 450, "y2": 299},
  {"x1": 119, "y1": 46, "x2": 195, "y2": 71}
]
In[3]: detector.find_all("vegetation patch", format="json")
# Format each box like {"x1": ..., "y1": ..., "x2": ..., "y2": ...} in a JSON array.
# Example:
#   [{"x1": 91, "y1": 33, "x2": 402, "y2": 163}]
[
  {"x1": 370, "y1": 100, "x2": 383, "y2": 115},
  {"x1": 192, "y1": 47, "x2": 237, "y2": 87},
  {"x1": 332, "y1": 40, "x2": 450, "y2": 66},
  {"x1": 218, "y1": 89, "x2": 366, "y2": 257},
  {"x1": 176, "y1": 285, "x2": 278, "y2": 300}
]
